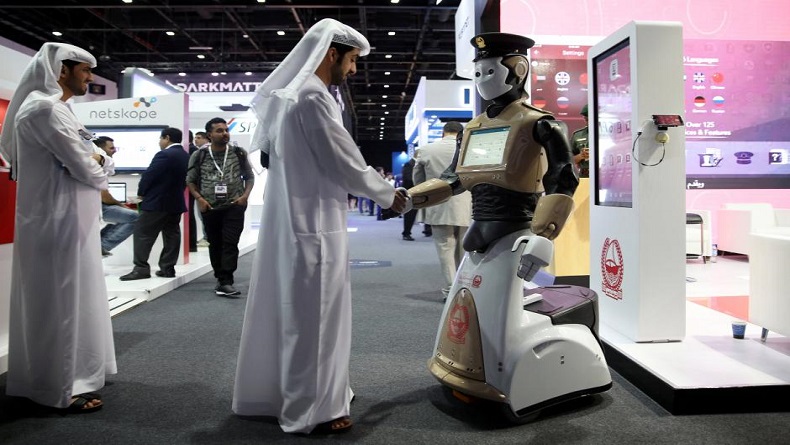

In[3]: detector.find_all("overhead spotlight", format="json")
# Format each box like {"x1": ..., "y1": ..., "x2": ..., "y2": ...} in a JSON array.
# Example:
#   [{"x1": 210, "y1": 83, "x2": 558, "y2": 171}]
[
  {"x1": 166, "y1": 31, "x2": 175, "y2": 36},
  {"x1": 385, "y1": 71, "x2": 391, "y2": 75},
  {"x1": 245, "y1": 71, "x2": 253, "y2": 76},
  {"x1": 390, "y1": 0, "x2": 400, "y2": 3},
  {"x1": 52, "y1": 31, "x2": 62, "y2": 36},
  {"x1": 197, "y1": 54, "x2": 205, "y2": 59},
  {"x1": 382, "y1": 104, "x2": 387, "y2": 107},
  {"x1": 122, "y1": 0, "x2": 133, "y2": 3},
  {"x1": 178, "y1": 72, "x2": 186, "y2": 76},
  {"x1": 384, "y1": 85, "x2": 390, "y2": 88},
  {"x1": 382, "y1": 95, "x2": 388, "y2": 99},
  {"x1": 384, "y1": 111, "x2": 390, "y2": 115},
  {"x1": 385, "y1": 54, "x2": 392, "y2": 59},
  {"x1": 380, "y1": 117, "x2": 385, "y2": 120},
  {"x1": 257, "y1": 0, "x2": 266, "y2": 3},
  {"x1": 436, "y1": 0, "x2": 443, "y2": 4},
  {"x1": 388, "y1": 32, "x2": 396, "y2": 36},
  {"x1": 211, "y1": 72, "x2": 219, "y2": 76},
  {"x1": 277, "y1": 31, "x2": 285, "y2": 36},
  {"x1": 243, "y1": 34, "x2": 249, "y2": 39}
]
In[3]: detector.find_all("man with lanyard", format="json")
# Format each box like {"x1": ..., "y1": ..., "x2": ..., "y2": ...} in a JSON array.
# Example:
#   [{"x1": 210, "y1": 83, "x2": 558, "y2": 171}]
[{"x1": 186, "y1": 117, "x2": 254, "y2": 297}]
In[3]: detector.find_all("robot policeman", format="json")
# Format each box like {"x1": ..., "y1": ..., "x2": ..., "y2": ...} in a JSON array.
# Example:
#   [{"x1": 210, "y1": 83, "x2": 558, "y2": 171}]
[
  {"x1": 405, "y1": 32, "x2": 579, "y2": 249},
  {"x1": 403, "y1": 32, "x2": 610, "y2": 422}
]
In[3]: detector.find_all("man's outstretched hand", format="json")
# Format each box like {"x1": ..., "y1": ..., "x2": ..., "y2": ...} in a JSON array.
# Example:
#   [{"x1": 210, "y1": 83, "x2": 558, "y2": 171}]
[{"x1": 381, "y1": 187, "x2": 410, "y2": 220}]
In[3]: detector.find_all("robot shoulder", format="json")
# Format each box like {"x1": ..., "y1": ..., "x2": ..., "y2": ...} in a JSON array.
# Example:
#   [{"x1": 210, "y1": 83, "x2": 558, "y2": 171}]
[{"x1": 520, "y1": 100, "x2": 554, "y2": 116}]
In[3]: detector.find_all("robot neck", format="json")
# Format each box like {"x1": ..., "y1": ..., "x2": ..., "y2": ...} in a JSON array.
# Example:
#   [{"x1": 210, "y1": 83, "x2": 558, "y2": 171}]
[{"x1": 485, "y1": 90, "x2": 525, "y2": 118}]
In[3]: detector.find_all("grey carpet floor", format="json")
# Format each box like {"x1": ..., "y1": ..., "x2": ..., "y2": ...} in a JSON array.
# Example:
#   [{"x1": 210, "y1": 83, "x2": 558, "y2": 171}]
[{"x1": 2, "y1": 212, "x2": 790, "y2": 444}]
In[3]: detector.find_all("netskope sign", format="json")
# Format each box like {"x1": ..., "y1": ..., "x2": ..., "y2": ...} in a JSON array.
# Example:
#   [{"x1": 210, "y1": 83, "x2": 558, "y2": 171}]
[{"x1": 88, "y1": 97, "x2": 159, "y2": 121}]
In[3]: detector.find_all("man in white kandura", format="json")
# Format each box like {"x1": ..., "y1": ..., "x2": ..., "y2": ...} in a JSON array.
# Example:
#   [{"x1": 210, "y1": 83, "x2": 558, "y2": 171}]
[
  {"x1": 232, "y1": 18, "x2": 407, "y2": 435},
  {"x1": 0, "y1": 42, "x2": 116, "y2": 413}
]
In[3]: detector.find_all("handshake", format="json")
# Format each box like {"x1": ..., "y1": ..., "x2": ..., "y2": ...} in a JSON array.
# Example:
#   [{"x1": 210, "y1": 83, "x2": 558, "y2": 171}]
[{"x1": 380, "y1": 187, "x2": 413, "y2": 220}]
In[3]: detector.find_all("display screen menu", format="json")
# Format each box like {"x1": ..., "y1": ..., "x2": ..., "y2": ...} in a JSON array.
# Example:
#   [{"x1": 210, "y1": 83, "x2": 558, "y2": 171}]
[
  {"x1": 593, "y1": 38, "x2": 633, "y2": 208},
  {"x1": 461, "y1": 126, "x2": 510, "y2": 167},
  {"x1": 683, "y1": 39, "x2": 790, "y2": 189},
  {"x1": 87, "y1": 126, "x2": 168, "y2": 172},
  {"x1": 529, "y1": 44, "x2": 591, "y2": 137}
]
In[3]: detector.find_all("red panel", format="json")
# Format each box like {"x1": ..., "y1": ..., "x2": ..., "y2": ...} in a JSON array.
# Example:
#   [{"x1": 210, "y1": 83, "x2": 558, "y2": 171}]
[{"x1": 0, "y1": 98, "x2": 15, "y2": 244}]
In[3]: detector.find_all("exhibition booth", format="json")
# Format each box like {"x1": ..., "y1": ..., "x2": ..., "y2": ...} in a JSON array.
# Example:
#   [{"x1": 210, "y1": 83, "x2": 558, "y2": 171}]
[
  {"x1": 0, "y1": 43, "x2": 265, "y2": 373},
  {"x1": 492, "y1": 0, "x2": 790, "y2": 413},
  {"x1": 0, "y1": 0, "x2": 789, "y2": 415}
]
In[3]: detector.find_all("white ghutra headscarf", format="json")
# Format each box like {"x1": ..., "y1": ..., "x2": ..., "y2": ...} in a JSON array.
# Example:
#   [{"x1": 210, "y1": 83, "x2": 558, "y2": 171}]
[
  {"x1": 249, "y1": 18, "x2": 370, "y2": 157},
  {"x1": 0, "y1": 42, "x2": 96, "y2": 179}
]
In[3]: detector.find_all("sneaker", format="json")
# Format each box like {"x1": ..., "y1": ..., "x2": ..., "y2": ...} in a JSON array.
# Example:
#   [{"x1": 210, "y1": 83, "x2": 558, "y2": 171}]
[
  {"x1": 402, "y1": 235, "x2": 415, "y2": 241},
  {"x1": 197, "y1": 238, "x2": 210, "y2": 248},
  {"x1": 215, "y1": 284, "x2": 241, "y2": 297}
]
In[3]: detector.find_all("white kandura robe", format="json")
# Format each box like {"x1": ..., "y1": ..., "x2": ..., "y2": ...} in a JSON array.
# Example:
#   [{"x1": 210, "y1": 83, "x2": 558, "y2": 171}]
[
  {"x1": 233, "y1": 74, "x2": 395, "y2": 433},
  {"x1": 5, "y1": 101, "x2": 117, "y2": 408}
]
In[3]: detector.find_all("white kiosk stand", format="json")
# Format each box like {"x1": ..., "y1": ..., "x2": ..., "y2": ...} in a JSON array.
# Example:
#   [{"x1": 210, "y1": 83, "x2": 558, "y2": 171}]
[{"x1": 588, "y1": 21, "x2": 686, "y2": 342}]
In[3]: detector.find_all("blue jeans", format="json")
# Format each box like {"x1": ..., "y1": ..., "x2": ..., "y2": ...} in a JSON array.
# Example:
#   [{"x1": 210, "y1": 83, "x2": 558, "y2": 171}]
[{"x1": 101, "y1": 204, "x2": 139, "y2": 252}]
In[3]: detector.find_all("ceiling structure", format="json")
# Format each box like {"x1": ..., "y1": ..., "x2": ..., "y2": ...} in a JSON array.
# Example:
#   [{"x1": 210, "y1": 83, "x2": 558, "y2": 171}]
[{"x1": 0, "y1": 0, "x2": 465, "y2": 142}]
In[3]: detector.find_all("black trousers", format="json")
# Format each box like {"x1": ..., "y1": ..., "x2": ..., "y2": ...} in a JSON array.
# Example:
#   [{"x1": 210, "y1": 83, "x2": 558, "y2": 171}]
[
  {"x1": 188, "y1": 195, "x2": 197, "y2": 251},
  {"x1": 202, "y1": 204, "x2": 246, "y2": 285},
  {"x1": 133, "y1": 210, "x2": 182, "y2": 273},
  {"x1": 402, "y1": 208, "x2": 417, "y2": 236}
]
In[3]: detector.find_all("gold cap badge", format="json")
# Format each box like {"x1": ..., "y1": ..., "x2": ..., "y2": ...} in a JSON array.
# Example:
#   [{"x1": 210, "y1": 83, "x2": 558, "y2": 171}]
[{"x1": 475, "y1": 36, "x2": 485, "y2": 49}]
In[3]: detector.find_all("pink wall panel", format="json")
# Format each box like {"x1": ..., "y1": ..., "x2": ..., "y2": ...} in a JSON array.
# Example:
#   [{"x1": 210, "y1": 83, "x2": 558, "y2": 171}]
[{"x1": 501, "y1": 0, "x2": 790, "y2": 41}]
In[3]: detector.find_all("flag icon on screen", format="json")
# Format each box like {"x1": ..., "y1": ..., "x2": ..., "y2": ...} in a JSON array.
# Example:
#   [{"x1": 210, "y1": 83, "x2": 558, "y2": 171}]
[
  {"x1": 712, "y1": 72, "x2": 725, "y2": 83},
  {"x1": 533, "y1": 98, "x2": 547, "y2": 108},
  {"x1": 694, "y1": 96, "x2": 706, "y2": 107},
  {"x1": 693, "y1": 72, "x2": 705, "y2": 83},
  {"x1": 557, "y1": 97, "x2": 570, "y2": 109},
  {"x1": 713, "y1": 96, "x2": 725, "y2": 106}
]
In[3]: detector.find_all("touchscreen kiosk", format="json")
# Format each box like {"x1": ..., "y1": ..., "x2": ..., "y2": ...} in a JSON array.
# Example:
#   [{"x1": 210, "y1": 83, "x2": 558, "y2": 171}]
[{"x1": 592, "y1": 38, "x2": 633, "y2": 208}]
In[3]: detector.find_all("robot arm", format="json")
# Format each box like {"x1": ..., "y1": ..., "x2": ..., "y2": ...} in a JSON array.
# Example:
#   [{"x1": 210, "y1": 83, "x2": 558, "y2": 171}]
[
  {"x1": 535, "y1": 118, "x2": 578, "y2": 197},
  {"x1": 405, "y1": 131, "x2": 468, "y2": 209},
  {"x1": 532, "y1": 118, "x2": 578, "y2": 240},
  {"x1": 512, "y1": 235, "x2": 553, "y2": 281}
]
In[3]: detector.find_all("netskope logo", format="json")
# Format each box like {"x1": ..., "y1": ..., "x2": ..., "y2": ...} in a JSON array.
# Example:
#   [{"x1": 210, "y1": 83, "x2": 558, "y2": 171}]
[
  {"x1": 89, "y1": 97, "x2": 158, "y2": 121},
  {"x1": 134, "y1": 97, "x2": 157, "y2": 108}
]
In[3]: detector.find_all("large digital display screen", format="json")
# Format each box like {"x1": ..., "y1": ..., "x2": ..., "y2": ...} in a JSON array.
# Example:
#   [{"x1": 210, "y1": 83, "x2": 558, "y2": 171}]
[
  {"x1": 461, "y1": 126, "x2": 510, "y2": 167},
  {"x1": 593, "y1": 38, "x2": 633, "y2": 208},
  {"x1": 683, "y1": 39, "x2": 790, "y2": 189},
  {"x1": 87, "y1": 126, "x2": 167, "y2": 172}
]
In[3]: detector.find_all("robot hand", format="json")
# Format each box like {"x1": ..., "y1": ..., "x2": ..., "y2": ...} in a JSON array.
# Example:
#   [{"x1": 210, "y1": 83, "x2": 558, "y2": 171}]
[
  {"x1": 380, "y1": 187, "x2": 412, "y2": 220},
  {"x1": 396, "y1": 187, "x2": 413, "y2": 213},
  {"x1": 512, "y1": 235, "x2": 554, "y2": 281}
]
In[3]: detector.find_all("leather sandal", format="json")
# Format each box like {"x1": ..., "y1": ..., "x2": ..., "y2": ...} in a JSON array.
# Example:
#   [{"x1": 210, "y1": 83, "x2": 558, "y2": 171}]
[
  {"x1": 65, "y1": 394, "x2": 103, "y2": 413},
  {"x1": 311, "y1": 416, "x2": 352, "y2": 434}
]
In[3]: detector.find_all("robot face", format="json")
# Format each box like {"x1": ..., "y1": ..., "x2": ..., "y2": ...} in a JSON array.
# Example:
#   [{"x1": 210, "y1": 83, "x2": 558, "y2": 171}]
[{"x1": 474, "y1": 57, "x2": 512, "y2": 100}]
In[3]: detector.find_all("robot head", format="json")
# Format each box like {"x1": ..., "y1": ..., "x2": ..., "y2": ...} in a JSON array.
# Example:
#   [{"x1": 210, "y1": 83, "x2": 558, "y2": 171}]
[
  {"x1": 474, "y1": 55, "x2": 531, "y2": 100},
  {"x1": 470, "y1": 33, "x2": 535, "y2": 101}
]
